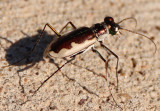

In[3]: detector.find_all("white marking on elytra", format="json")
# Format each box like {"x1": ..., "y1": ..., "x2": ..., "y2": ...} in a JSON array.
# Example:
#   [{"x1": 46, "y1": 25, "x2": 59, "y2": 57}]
[{"x1": 49, "y1": 38, "x2": 97, "y2": 58}]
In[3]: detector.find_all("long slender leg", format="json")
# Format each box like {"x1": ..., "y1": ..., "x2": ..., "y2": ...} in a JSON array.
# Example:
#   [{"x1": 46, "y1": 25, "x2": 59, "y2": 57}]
[
  {"x1": 31, "y1": 22, "x2": 76, "y2": 89},
  {"x1": 59, "y1": 21, "x2": 76, "y2": 34},
  {"x1": 99, "y1": 41, "x2": 119, "y2": 92},
  {"x1": 92, "y1": 48, "x2": 122, "y2": 110},
  {"x1": 33, "y1": 56, "x2": 76, "y2": 95},
  {"x1": 21, "y1": 56, "x2": 76, "y2": 105},
  {"x1": 3, "y1": 23, "x2": 61, "y2": 68},
  {"x1": 30, "y1": 22, "x2": 76, "y2": 93}
]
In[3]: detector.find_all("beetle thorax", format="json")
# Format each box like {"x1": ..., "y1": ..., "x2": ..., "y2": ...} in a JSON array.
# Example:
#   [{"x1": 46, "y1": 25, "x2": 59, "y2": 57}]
[{"x1": 91, "y1": 23, "x2": 108, "y2": 42}]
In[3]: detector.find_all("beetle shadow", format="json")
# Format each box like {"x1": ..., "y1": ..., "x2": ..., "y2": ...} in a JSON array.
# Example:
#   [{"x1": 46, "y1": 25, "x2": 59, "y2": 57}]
[{"x1": 4, "y1": 30, "x2": 57, "y2": 71}]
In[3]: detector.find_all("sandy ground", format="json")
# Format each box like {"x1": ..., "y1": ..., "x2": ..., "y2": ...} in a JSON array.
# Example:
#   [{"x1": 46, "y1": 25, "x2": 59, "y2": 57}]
[{"x1": 0, "y1": 0, "x2": 160, "y2": 111}]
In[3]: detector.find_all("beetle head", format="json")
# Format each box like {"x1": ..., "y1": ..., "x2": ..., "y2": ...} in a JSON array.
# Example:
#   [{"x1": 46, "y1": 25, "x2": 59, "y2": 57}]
[{"x1": 104, "y1": 16, "x2": 121, "y2": 35}]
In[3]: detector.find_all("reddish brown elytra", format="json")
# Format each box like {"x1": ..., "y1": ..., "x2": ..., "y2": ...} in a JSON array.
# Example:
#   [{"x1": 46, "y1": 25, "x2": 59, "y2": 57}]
[{"x1": 2, "y1": 16, "x2": 157, "y2": 109}]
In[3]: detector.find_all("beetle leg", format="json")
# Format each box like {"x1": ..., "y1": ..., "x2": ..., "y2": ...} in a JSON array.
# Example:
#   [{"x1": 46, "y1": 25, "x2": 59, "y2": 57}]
[
  {"x1": 59, "y1": 21, "x2": 77, "y2": 34},
  {"x1": 21, "y1": 56, "x2": 76, "y2": 105},
  {"x1": 34, "y1": 56, "x2": 76, "y2": 95},
  {"x1": 45, "y1": 23, "x2": 61, "y2": 37},
  {"x1": 99, "y1": 41, "x2": 119, "y2": 92},
  {"x1": 92, "y1": 48, "x2": 122, "y2": 110}
]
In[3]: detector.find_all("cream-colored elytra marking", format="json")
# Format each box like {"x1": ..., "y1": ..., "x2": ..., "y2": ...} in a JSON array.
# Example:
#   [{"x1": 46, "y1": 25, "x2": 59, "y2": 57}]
[{"x1": 49, "y1": 38, "x2": 96, "y2": 58}]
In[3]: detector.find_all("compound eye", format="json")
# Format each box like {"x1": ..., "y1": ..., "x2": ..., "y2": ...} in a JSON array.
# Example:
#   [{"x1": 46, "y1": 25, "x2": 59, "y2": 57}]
[{"x1": 104, "y1": 17, "x2": 114, "y2": 24}]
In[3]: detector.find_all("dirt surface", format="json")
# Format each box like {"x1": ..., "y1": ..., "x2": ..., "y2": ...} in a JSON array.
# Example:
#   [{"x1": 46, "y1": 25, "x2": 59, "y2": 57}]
[{"x1": 0, "y1": 0, "x2": 160, "y2": 111}]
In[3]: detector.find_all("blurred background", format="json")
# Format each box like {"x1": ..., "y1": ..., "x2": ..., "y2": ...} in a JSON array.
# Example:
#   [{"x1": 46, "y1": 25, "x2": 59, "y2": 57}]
[{"x1": 0, "y1": 0, "x2": 160, "y2": 110}]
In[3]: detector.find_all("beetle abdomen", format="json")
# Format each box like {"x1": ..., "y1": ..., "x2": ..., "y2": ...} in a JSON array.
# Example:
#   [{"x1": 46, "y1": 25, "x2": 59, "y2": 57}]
[{"x1": 49, "y1": 27, "x2": 96, "y2": 57}]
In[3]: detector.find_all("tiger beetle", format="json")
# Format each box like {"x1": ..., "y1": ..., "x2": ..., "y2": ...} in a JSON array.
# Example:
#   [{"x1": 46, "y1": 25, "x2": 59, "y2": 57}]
[{"x1": 2, "y1": 16, "x2": 157, "y2": 109}]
